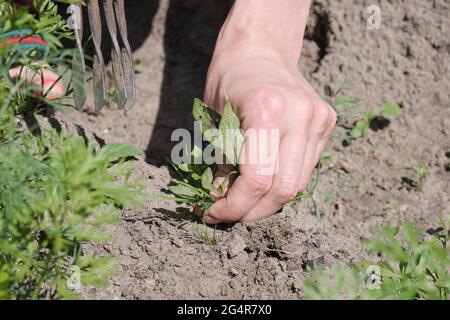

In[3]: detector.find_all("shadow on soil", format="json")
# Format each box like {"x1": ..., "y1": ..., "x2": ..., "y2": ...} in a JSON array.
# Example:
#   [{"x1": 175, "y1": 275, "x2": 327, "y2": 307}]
[{"x1": 144, "y1": 0, "x2": 233, "y2": 165}]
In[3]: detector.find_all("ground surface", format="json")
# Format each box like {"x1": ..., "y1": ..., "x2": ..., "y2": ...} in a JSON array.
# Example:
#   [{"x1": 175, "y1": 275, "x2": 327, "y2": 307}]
[{"x1": 52, "y1": 0, "x2": 450, "y2": 299}]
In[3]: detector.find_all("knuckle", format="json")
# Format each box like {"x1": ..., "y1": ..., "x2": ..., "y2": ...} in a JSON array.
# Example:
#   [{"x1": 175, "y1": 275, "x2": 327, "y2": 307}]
[
  {"x1": 249, "y1": 88, "x2": 286, "y2": 117},
  {"x1": 256, "y1": 88, "x2": 284, "y2": 109},
  {"x1": 271, "y1": 177, "x2": 299, "y2": 203},
  {"x1": 246, "y1": 174, "x2": 273, "y2": 195}
]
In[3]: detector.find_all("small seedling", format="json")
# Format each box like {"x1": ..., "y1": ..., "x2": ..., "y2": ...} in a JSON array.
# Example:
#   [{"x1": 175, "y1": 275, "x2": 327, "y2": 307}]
[
  {"x1": 324, "y1": 80, "x2": 362, "y2": 147},
  {"x1": 350, "y1": 101, "x2": 402, "y2": 139},
  {"x1": 193, "y1": 222, "x2": 217, "y2": 246},
  {"x1": 403, "y1": 164, "x2": 428, "y2": 190},
  {"x1": 293, "y1": 152, "x2": 332, "y2": 221},
  {"x1": 325, "y1": 79, "x2": 359, "y2": 125}
]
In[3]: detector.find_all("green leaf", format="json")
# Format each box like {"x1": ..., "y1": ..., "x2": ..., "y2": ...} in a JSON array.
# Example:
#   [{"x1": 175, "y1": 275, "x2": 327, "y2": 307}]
[
  {"x1": 219, "y1": 101, "x2": 244, "y2": 166},
  {"x1": 97, "y1": 143, "x2": 141, "y2": 164},
  {"x1": 220, "y1": 101, "x2": 241, "y2": 131},
  {"x1": 413, "y1": 166, "x2": 428, "y2": 177},
  {"x1": 362, "y1": 110, "x2": 375, "y2": 122},
  {"x1": 178, "y1": 163, "x2": 191, "y2": 173},
  {"x1": 168, "y1": 184, "x2": 197, "y2": 198},
  {"x1": 201, "y1": 167, "x2": 214, "y2": 191},
  {"x1": 195, "y1": 100, "x2": 222, "y2": 144},
  {"x1": 334, "y1": 96, "x2": 358, "y2": 108},
  {"x1": 351, "y1": 119, "x2": 369, "y2": 139},
  {"x1": 380, "y1": 101, "x2": 402, "y2": 117},
  {"x1": 350, "y1": 128, "x2": 363, "y2": 139},
  {"x1": 191, "y1": 144, "x2": 203, "y2": 160},
  {"x1": 192, "y1": 98, "x2": 220, "y2": 134},
  {"x1": 402, "y1": 222, "x2": 421, "y2": 247}
]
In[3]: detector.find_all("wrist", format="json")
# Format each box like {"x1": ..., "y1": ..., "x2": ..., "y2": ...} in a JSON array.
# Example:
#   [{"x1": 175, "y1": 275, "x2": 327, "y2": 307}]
[
  {"x1": 213, "y1": 0, "x2": 311, "y2": 65},
  {"x1": 214, "y1": 25, "x2": 300, "y2": 66}
]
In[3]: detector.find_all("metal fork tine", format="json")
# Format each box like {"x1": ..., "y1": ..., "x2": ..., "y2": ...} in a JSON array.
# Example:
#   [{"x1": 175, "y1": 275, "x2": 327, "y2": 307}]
[
  {"x1": 70, "y1": 4, "x2": 86, "y2": 110},
  {"x1": 103, "y1": 0, "x2": 128, "y2": 110},
  {"x1": 114, "y1": 0, "x2": 136, "y2": 110},
  {"x1": 88, "y1": 0, "x2": 107, "y2": 111}
]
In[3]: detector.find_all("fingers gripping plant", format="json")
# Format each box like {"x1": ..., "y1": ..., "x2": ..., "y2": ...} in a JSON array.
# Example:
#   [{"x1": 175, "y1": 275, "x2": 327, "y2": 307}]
[{"x1": 166, "y1": 99, "x2": 244, "y2": 212}]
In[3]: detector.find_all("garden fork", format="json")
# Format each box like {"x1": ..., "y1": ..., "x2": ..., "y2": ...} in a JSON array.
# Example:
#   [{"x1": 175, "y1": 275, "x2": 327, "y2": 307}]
[
  {"x1": 88, "y1": 0, "x2": 136, "y2": 111},
  {"x1": 96, "y1": 0, "x2": 136, "y2": 110},
  {"x1": 69, "y1": 3, "x2": 86, "y2": 110}
]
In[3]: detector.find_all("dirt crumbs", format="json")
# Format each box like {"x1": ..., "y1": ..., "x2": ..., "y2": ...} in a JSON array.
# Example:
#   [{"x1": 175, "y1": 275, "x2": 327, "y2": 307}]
[{"x1": 75, "y1": 0, "x2": 449, "y2": 299}]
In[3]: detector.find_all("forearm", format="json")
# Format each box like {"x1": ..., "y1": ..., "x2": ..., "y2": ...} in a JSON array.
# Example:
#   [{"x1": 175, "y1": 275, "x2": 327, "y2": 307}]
[{"x1": 215, "y1": 0, "x2": 312, "y2": 64}]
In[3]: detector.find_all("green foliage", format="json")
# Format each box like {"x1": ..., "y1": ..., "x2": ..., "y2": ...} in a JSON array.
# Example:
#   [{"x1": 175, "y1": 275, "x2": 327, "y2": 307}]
[
  {"x1": 0, "y1": 129, "x2": 142, "y2": 299},
  {"x1": 350, "y1": 110, "x2": 374, "y2": 139},
  {"x1": 334, "y1": 96, "x2": 358, "y2": 108},
  {"x1": 402, "y1": 165, "x2": 429, "y2": 191},
  {"x1": 0, "y1": 0, "x2": 81, "y2": 115},
  {"x1": 165, "y1": 99, "x2": 243, "y2": 213},
  {"x1": 326, "y1": 79, "x2": 357, "y2": 124},
  {"x1": 193, "y1": 222, "x2": 217, "y2": 246},
  {"x1": 219, "y1": 101, "x2": 244, "y2": 166},
  {"x1": 304, "y1": 220, "x2": 450, "y2": 300},
  {"x1": 363, "y1": 222, "x2": 449, "y2": 299},
  {"x1": 326, "y1": 82, "x2": 402, "y2": 143},
  {"x1": 167, "y1": 99, "x2": 306, "y2": 218},
  {"x1": 165, "y1": 144, "x2": 216, "y2": 211},
  {"x1": 413, "y1": 166, "x2": 428, "y2": 177},
  {"x1": 380, "y1": 101, "x2": 403, "y2": 117},
  {"x1": 410, "y1": 165, "x2": 429, "y2": 190},
  {"x1": 304, "y1": 264, "x2": 366, "y2": 300},
  {"x1": 350, "y1": 101, "x2": 402, "y2": 139},
  {"x1": 0, "y1": 0, "x2": 143, "y2": 299},
  {"x1": 0, "y1": 0, "x2": 76, "y2": 54}
]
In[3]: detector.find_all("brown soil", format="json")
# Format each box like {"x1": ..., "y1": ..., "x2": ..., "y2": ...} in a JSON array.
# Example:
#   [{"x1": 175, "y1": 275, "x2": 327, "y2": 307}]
[{"x1": 52, "y1": 0, "x2": 449, "y2": 299}]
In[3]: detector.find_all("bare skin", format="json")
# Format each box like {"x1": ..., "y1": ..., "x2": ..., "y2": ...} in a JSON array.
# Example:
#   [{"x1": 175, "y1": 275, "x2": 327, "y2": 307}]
[
  {"x1": 8, "y1": 65, "x2": 65, "y2": 101},
  {"x1": 7, "y1": 0, "x2": 65, "y2": 102},
  {"x1": 203, "y1": 0, "x2": 337, "y2": 223}
]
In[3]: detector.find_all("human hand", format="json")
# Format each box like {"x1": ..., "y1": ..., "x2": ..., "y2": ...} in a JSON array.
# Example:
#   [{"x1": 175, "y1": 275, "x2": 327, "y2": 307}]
[
  {"x1": 9, "y1": 65, "x2": 65, "y2": 102},
  {"x1": 202, "y1": 52, "x2": 336, "y2": 223},
  {"x1": 3, "y1": 2, "x2": 64, "y2": 102}
]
